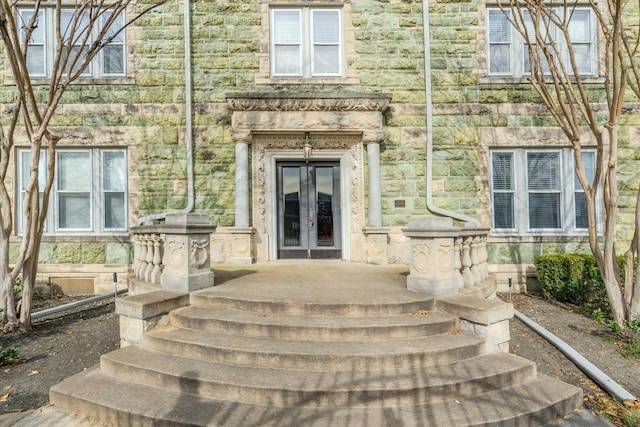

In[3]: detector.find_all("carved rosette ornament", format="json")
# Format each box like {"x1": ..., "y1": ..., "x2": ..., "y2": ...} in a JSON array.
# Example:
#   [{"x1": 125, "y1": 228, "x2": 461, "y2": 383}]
[{"x1": 412, "y1": 243, "x2": 430, "y2": 274}]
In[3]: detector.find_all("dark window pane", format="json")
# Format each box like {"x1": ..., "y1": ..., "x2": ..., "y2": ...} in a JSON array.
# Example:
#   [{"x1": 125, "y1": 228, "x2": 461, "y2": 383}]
[
  {"x1": 283, "y1": 167, "x2": 300, "y2": 246},
  {"x1": 315, "y1": 167, "x2": 334, "y2": 246},
  {"x1": 529, "y1": 193, "x2": 561, "y2": 229}
]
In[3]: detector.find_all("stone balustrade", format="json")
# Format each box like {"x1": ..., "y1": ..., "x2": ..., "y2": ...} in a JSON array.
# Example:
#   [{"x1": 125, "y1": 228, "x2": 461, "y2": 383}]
[
  {"x1": 402, "y1": 216, "x2": 489, "y2": 297},
  {"x1": 130, "y1": 213, "x2": 217, "y2": 293}
]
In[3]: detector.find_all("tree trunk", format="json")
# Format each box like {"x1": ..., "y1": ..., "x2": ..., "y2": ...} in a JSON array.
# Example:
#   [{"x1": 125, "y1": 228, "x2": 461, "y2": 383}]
[{"x1": 19, "y1": 237, "x2": 42, "y2": 331}]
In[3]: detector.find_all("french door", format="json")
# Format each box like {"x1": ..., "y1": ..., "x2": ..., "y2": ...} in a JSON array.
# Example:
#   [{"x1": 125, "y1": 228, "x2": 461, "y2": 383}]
[{"x1": 277, "y1": 162, "x2": 341, "y2": 259}]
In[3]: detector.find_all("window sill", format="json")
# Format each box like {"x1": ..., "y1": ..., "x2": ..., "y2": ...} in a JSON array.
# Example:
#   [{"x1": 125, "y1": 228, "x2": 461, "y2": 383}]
[
  {"x1": 478, "y1": 76, "x2": 605, "y2": 85},
  {"x1": 256, "y1": 75, "x2": 360, "y2": 85},
  {"x1": 488, "y1": 233, "x2": 601, "y2": 243},
  {"x1": 11, "y1": 234, "x2": 131, "y2": 244},
  {"x1": 4, "y1": 76, "x2": 135, "y2": 86}
]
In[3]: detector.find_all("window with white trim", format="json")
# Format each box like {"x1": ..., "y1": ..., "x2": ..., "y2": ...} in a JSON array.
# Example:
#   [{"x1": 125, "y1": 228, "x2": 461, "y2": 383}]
[
  {"x1": 490, "y1": 149, "x2": 599, "y2": 234},
  {"x1": 270, "y1": 7, "x2": 343, "y2": 78},
  {"x1": 18, "y1": 8, "x2": 126, "y2": 78},
  {"x1": 17, "y1": 148, "x2": 128, "y2": 234},
  {"x1": 487, "y1": 7, "x2": 596, "y2": 77}
]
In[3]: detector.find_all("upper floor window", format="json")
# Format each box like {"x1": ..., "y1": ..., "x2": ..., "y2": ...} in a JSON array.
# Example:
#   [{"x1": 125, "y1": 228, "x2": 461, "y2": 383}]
[
  {"x1": 18, "y1": 148, "x2": 128, "y2": 234},
  {"x1": 487, "y1": 7, "x2": 596, "y2": 77},
  {"x1": 270, "y1": 7, "x2": 343, "y2": 78},
  {"x1": 18, "y1": 8, "x2": 125, "y2": 78},
  {"x1": 490, "y1": 148, "x2": 599, "y2": 234}
]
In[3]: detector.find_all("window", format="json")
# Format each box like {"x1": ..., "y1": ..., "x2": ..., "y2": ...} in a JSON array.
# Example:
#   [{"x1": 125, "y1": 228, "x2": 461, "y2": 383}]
[
  {"x1": 487, "y1": 8, "x2": 596, "y2": 77},
  {"x1": 490, "y1": 149, "x2": 598, "y2": 234},
  {"x1": 17, "y1": 148, "x2": 128, "y2": 234},
  {"x1": 271, "y1": 7, "x2": 343, "y2": 78},
  {"x1": 18, "y1": 8, "x2": 125, "y2": 78}
]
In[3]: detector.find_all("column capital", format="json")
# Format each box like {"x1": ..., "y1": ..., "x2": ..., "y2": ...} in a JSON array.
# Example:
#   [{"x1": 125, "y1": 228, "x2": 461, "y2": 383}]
[
  {"x1": 362, "y1": 131, "x2": 385, "y2": 145},
  {"x1": 232, "y1": 130, "x2": 253, "y2": 144}
]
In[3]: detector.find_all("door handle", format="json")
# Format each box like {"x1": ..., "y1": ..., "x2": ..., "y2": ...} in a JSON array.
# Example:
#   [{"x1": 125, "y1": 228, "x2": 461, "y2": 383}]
[{"x1": 309, "y1": 206, "x2": 314, "y2": 228}]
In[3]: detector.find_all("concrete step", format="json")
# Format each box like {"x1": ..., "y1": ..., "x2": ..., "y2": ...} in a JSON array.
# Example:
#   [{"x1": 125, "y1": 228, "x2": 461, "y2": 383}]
[
  {"x1": 50, "y1": 367, "x2": 582, "y2": 427},
  {"x1": 142, "y1": 326, "x2": 485, "y2": 371},
  {"x1": 101, "y1": 345, "x2": 538, "y2": 407},
  {"x1": 169, "y1": 305, "x2": 458, "y2": 340},
  {"x1": 190, "y1": 287, "x2": 435, "y2": 316}
]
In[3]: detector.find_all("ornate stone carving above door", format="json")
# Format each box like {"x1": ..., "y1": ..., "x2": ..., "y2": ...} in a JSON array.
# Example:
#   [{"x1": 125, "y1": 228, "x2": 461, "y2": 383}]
[{"x1": 225, "y1": 93, "x2": 391, "y2": 262}]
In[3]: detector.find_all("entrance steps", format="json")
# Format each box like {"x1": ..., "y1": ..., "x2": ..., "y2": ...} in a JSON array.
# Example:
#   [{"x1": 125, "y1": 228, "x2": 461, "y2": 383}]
[{"x1": 50, "y1": 270, "x2": 581, "y2": 426}]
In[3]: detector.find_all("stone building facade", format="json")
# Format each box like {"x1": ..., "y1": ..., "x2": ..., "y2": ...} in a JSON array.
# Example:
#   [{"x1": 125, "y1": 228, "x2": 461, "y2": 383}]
[{"x1": 2, "y1": 0, "x2": 639, "y2": 293}]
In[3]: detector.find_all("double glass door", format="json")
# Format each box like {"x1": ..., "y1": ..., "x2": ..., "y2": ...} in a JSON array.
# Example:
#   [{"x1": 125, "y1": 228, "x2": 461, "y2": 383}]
[{"x1": 277, "y1": 162, "x2": 341, "y2": 259}]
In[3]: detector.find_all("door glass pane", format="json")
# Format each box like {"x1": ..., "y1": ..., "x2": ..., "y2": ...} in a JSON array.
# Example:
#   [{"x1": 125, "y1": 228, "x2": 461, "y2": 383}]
[
  {"x1": 283, "y1": 167, "x2": 300, "y2": 246},
  {"x1": 315, "y1": 167, "x2": 334, "y2": 246}
]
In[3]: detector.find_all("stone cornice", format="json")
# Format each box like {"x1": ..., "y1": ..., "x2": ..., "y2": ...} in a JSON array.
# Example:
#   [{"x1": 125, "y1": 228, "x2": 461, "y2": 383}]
[{"x1": 225, "y1": 93, "x2": 392, "y2": 113}]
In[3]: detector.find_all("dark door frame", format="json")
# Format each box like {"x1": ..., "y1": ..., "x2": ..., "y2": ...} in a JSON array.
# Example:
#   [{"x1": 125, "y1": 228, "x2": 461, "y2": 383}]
[{"x1": 276, "y1": 161, "x2": 341, "y2": 259}]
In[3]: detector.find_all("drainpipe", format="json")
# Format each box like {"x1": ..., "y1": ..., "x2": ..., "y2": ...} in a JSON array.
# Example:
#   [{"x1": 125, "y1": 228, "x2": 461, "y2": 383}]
[
  {"x1": 135, "y1": 0, "x2": 195, "y2": 225},
  {"x1": 422, "y1": 0, "x2": 480, "y2": 226}
]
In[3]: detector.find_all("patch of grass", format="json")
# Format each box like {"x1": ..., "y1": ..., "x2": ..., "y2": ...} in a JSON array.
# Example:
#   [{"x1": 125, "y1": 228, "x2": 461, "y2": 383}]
[
  {"x1": 618, "y1": 338, "x2": 640, "y2": 361},
  {"x1": 620, "y1": 408, "x2": 640, "y2": 427},
  {"x1": 0, "y1": 347, "x2": 19, "y2": 366}
]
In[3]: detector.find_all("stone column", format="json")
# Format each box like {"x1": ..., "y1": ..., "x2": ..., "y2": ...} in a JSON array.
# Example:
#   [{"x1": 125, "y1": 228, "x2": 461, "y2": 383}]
[
  {"x1": 160, "y1": 213, "x2": 217, "y2": 292},
  {"x1": 362, "y1": 131, "x2": 389, "y2": 264},
  {"x1": 233, "y1": 131, "x2": 252, "y2": 228},
  {"x1": 363, "y1": 131, "x2": 384, "y2": 227},
  {"x1": 228, "y1": 131, "x2": 256, "y2": 264},
  {"x1": 402, "y1": 216, "x2": 462, "y2": 296}
]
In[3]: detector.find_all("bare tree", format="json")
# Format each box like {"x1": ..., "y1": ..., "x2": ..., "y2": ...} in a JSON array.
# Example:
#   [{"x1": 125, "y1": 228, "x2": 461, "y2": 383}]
[
  {"x1": 0, "y1": 0, "x2": 164, "y2": 331},
  {"x1": 496, "y1": 0, "x2": 640, "y2": 326}
]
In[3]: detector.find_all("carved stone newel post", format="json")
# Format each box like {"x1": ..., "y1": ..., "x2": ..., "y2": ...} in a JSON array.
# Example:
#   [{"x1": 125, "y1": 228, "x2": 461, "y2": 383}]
[
  {"x1": 161, "y1": 213, "x2": 216, "y2": 292},
  {"x1": 402, "y1": 216, "x2": 461, "y2": 296}
]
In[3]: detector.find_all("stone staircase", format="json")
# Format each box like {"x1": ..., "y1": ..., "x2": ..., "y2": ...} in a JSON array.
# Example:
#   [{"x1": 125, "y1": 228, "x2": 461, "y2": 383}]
[{"x1": 50, "y1": 271, "x2": 582, "y2": 427}]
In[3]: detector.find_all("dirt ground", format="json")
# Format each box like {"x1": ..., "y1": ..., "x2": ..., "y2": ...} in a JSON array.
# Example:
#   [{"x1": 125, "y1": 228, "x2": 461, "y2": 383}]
[{"x1": 0, "y1": 291, "x2": 638, "y2": 422}]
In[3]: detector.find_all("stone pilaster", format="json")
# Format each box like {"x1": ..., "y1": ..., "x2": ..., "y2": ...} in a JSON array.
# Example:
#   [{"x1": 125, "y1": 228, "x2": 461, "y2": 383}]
[
  {"x1": 363, "y1": 131, "x2": 385, "y2": 228},
  {"x1": 228, "y1": 226, "x2": 255, "y2": 265},
  {"x1": 233, "y1": 130, "x2": 252, "y2": 228},
  {"x1": 363, "y1": 227, "x2": 390, "y2": 265}
]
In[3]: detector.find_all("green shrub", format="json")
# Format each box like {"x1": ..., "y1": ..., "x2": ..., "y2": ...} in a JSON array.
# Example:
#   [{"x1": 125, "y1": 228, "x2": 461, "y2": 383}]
[{"x1": 534, "y1": 253, "x2": 635, "y2": 316}]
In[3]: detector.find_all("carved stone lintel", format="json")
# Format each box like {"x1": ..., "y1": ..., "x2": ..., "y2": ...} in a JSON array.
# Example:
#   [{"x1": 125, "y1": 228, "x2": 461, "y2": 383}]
[{"x1": 226, "y1": 93, "x2": 391, "y2": 113}]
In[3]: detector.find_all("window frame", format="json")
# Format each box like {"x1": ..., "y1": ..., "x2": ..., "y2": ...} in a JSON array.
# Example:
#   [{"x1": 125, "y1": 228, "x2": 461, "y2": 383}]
[
  {"x1": 270, "y1": 6, "x2": 344, "y2": 79},
  {"x1": 490, "y1": 148, "x2": 600, "y2": 236},
  {"x1": 16, "y1": 147, "x2": 129, "y2": 235},
  {"x1": 486, "y1": 6, "x2": 597, "y2": 78},
  {"x1": 17, "y1": 7, "x2": 127, "y2": 79}
]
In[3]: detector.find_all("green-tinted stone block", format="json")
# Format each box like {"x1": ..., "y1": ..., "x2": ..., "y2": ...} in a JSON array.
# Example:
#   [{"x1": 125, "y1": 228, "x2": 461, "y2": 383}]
[
  {"x1": 106, "y1": 243, "x2": 132, "y2": 264},
  {"x1": 38, "y1": 243, "x2": 58, "y2": 264},
  {"x1": 57, "y1": 243, "x2": 82, "y2": 264},
  {"x1": 81, "y1": 244, "x2": 106, "y2": 264}
]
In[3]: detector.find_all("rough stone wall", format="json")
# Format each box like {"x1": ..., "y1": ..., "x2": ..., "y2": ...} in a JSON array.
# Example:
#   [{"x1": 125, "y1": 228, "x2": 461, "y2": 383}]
[{"x1": 1, "y1": 0, "x2": 639, "y2": 288}]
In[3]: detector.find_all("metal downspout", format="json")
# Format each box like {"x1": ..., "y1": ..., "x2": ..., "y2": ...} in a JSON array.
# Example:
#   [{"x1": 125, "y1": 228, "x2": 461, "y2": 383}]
[
  {"x1": 422, "y1": 0, "x2": 480, "y2": 226},
  {"x1": 135, "y1": 0, "x2": 195, "y2": 225}
]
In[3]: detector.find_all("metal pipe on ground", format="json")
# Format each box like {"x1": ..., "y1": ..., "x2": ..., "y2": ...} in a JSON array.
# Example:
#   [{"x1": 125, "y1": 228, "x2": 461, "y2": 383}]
[
  {"x1": 31, "y1": 289, "x2": 127, "y2": 321},
  {"x1": 515, "y1": 308, "x2": 637, "y2": 403}
]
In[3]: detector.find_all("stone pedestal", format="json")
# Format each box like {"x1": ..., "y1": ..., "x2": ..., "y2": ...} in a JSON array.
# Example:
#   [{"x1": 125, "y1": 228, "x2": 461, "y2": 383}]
[
  {"x1": 402, "y1": 216, "x2": 461, "y2": 296},
  {"x1": 116, "y1": 290, "x2": 189, "y2": 347},
  {"x1": 228, "y1": 227, "x2": 255, "y2": 265},
  {"x1": 363, "y1": 227, "x2": 390, "y2": 265},
  {"x1": 160, "y1": 213, "x2": 216, "y2": 293}
]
